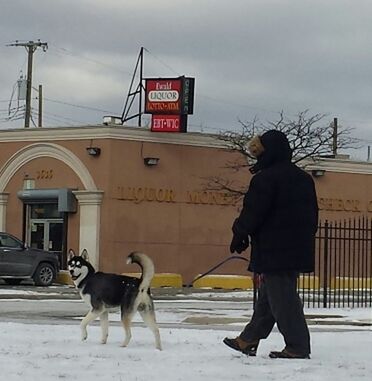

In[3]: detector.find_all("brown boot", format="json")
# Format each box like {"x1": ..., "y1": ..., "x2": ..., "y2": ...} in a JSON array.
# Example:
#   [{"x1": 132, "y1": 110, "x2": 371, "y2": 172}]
[
  {"x1": 269, "y1": 349, "x2": 310, "y2": 359},
  {"x1": 223, "y1": 337, "x2": 259, "y2": 356}
]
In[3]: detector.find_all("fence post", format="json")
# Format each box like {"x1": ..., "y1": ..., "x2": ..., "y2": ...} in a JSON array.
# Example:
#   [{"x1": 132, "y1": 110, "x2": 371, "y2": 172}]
[
  {"x1": 323, "y1": 220, "x2": 329, "y2": 308},
  {"x1": 253, "y1": 273, "x2": 259, "y2": 308}
]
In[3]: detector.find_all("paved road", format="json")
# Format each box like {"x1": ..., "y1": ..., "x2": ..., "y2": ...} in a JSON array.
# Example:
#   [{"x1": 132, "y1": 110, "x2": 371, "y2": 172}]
[
  {"x1": 0, "y1": 283, "x2": 370, "y2": 332},
  {"x1": 0, "y1": 283, "x2": 253, "y2": 330}
]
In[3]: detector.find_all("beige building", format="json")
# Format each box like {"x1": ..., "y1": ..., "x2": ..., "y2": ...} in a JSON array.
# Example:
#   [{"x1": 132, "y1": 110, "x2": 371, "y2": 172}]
[{"x1": 0, "y1": 125, "x2": 371, "y2": 283}]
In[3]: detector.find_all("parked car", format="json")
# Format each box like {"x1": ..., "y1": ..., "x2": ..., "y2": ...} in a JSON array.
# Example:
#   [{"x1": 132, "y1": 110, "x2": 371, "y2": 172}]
[{"x1": 0, "y1": 232, "x2": 59, "y2": 286}]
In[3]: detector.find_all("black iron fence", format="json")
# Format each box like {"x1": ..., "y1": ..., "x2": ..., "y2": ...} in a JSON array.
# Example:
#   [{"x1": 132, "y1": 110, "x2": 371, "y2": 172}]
[{"x1": 298, "y1": 217, "x2": 372, "y2": 308}]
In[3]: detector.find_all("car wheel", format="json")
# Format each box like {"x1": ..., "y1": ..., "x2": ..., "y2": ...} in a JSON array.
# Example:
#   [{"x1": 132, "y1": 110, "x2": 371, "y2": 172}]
[
  {"x1": 4, "y1": 279, "x2": 22, "y2": 286},
  {"x1": 33, "y1": 263, "x2": 55, "y2": 286}
]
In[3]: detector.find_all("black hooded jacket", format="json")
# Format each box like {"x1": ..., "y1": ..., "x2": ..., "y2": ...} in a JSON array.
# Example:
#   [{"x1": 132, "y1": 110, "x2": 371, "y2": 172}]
[{"x1": 233, "y1": 130, "x2": 318, "y2": 273}]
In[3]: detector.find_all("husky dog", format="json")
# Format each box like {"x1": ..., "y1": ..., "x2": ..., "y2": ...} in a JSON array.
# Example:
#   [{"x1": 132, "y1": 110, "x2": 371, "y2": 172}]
[{"x1": 67, "y1": 249, "x2": 162, "y2": 350}]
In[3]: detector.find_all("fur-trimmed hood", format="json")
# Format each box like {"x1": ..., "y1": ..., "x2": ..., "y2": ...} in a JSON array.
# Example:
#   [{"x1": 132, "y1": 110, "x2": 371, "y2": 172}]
[{"x1": 249, "y1": 130, "x2": 292, "y2": 174}]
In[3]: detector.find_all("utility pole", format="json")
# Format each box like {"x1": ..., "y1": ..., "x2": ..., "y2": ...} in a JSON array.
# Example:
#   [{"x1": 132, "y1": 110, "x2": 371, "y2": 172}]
[
  {"x1": 7, "y1": 40, "x2": 48, "y2": 127},
  {"x1": 332, "y1": 117, "x2": 338, "y2": 156},
  {"x1": 38, "y1": 84, "x2": 43, "y2": 127}
]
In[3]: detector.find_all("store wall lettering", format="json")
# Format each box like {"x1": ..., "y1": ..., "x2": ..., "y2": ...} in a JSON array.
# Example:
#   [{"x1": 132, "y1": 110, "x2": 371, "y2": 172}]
[
  {"x1": 115, "y1": 186, "x2": 234, "y2": 206},
  {"x1": 115, "y1": 187, "x2": 372, "y2": 212},
  {"x1": 318, "y1": 198, "x2": 361, "y2": 212}
]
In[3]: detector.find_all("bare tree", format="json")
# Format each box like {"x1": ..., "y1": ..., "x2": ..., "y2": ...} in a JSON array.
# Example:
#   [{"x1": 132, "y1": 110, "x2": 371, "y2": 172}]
[{"x1": 206, "y1": 111, "x2": 360, "y2": 199}]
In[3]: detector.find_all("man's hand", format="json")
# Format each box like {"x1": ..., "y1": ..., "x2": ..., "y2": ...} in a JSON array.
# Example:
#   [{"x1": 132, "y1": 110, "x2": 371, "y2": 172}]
[{"x1": 229, "y1": 234, "x2": 249, "y2": 254}]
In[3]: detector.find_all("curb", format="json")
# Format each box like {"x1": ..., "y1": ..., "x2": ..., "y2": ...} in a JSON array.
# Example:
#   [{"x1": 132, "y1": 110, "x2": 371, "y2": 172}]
[
  {"x1": 123, "y1": 273, "x2": 183, "y2": 288},
  {"x1": 56, "y1": 272, "x2": 253, "y2": 289},
  {"x1": 298, "y1": 275, "x2": 320, "y2": 290},
  {"x1": 56, "y1": 271, "x2": 183, "y2": 288},
  {"x1": 56, "y1": 270, "x2": 74, "y2": 286},
  {"x1": 330, "y1": 277, "x2": 372, "y2": 289},
  {"x1": 57, "y1": 273, "x2": 370, "y2": 291},
  {"x1": 193, "y1": 274, "x2": 254, "y2": 290},
  {"x1": 152, "y1": 273, "x2": 183, "y2": 288}
]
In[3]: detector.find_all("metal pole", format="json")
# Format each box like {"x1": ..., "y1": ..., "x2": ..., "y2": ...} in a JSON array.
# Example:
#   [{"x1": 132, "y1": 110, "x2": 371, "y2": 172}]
[
  {"x1": 332, "y1": 117, "x2": 338, "y2": 156},
  {"x1": 323, "y1": 221, "x2": 329, "y2": 308},
  {"x1": 38, "y1": 84, "x2": 42, "y2": 127},
  {"x1": 121, "y1": 47, "x2": 145, "y2": 125},
  {"x1": 25, "y1": 46, "x2": 34, "y2": 128},
  {"x1": 139, "y1": 47, "x2": 144, "y2": 127}
]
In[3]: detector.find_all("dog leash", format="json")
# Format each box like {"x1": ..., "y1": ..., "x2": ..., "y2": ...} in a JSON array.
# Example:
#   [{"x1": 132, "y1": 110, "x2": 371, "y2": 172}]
[{"x1": 188, "y1": 255, "x2": 249, "y2": 287}]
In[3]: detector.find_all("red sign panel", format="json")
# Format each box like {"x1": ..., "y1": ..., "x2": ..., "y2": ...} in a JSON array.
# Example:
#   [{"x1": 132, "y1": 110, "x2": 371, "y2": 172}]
[
  {"x1": 145, "y1": 79, "x2": 183, "y2": 114},
  {"x1": 151, "y1": 115, "x2": 181, "y2": 132}
]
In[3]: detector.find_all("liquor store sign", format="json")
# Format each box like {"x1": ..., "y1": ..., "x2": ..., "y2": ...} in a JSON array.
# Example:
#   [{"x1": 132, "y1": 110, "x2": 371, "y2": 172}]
[
  {"x1": 145, "y1": 79, "x2": 183, "y2": 114},
  {"x1": 145, "y1": 77, "x2": 195, "y2": 132},
  {"x1": 151, "y1": 114, "x2": 186, "y2": 132}
]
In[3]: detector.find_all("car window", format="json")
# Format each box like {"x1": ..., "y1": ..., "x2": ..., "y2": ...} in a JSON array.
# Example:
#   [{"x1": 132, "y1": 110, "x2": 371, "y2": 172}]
[{"x1": 0, "y1": 235, "x2": 23, "y2": 248}]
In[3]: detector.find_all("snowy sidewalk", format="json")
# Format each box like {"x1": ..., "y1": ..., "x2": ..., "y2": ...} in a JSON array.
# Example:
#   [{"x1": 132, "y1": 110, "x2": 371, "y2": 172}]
[
  {"x1": 0, "y1": 285, "x2": 371, "y2": 330},
  {"x1": 0, "y1": 286, "x2": 371, "y2": 380},
  {"x1": 0, "y1": 322, "x2": 371, "y2": 381}
]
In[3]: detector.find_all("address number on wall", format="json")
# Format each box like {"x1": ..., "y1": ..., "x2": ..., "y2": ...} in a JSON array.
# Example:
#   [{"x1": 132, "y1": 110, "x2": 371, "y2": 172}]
[{"x1": 37, "y1": 169, "x2": 53, "y2": 180}]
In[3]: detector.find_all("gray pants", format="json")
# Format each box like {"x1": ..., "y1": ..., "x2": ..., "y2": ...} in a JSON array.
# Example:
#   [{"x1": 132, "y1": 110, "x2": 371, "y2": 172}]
[{"x1": 239, "y1": 272, "x2": 310, "y2": 355}]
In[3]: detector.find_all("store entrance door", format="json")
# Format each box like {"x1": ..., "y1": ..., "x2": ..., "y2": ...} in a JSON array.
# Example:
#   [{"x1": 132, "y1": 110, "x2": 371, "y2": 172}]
[
  {"x1": 26, "y1": 203, "x2": 65, "y2": 267},
  {"x1": 29, "y1": 220, "x2": 63, "y2": 252}
]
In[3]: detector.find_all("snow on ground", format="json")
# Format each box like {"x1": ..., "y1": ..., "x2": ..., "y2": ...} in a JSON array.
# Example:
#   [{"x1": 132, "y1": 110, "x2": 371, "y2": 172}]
[
  {"x1": 97, "y1": 305, "x2": 372, "y2": 329},
  {"x1": 0, "y1": 322, "x2": 371, "y2": 381},
  {"x1": 0, "y1": 288, "x2": 371, "y2": 380},
  {"x1": 0, "y1": 289, "x2": 61, "y2": 296}
]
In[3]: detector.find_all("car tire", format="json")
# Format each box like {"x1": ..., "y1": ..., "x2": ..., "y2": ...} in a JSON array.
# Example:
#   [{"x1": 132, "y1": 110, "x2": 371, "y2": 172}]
[
  {"x1": 33, "y1": 263, "x2": 55, "y2": 286},
  {"x1": 4, "y1": 279, "x2": 22, "y2": 286}
]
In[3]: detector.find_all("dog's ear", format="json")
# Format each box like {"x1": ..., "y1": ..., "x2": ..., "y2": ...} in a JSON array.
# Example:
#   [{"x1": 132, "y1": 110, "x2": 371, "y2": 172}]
[
  {"x1": 68, "y1": 249, "x2": 75, "y2": 260},
  {"x1": 80, "y1": 249, "x2": 89, "y2": 261}
]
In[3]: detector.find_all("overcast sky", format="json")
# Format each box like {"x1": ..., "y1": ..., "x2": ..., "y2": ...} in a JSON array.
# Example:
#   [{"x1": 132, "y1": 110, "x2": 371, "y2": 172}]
[{"x1": 1, "y1": 0, "x2": 372, "y2": 159}]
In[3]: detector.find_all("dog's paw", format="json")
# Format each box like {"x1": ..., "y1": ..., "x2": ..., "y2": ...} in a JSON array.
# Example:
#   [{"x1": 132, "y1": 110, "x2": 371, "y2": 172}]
[
  {"x1": 101, "y1": 338, "x2": 107, "y2": 345},
  {"x1": 81, "y1": 330, "x2": 88, "y2": 341}
]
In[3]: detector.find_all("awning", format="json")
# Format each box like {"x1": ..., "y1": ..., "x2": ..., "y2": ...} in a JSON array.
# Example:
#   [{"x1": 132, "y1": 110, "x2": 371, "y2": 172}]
[{"x1": 17, "y1": 188, "x2": 77, "y2": 212}]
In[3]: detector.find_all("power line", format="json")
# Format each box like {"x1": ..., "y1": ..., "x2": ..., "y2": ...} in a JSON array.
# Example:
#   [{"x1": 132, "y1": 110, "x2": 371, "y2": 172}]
[
  {"x1": 31, "y1": 107, "x2": 88, "y2": 125},
  {"x1": 43, "y1": 97, "x2": 117, "y2": 114},
  {"x1": 0, "y1": 107, "x2": 20, "y2": 113},
  {"x1": 4, "y1": 44, "x2": 372, "y2": 135},
  {"x1": 144, "y1": 48, "x2": 181, "y2": 77},
  {"x1": 142, "y1": 49, "x2": 298, "y2": 117},
  {"x1": 48, "y1": 43, "x2": 134, "y2": 77},
  {"x1": 0, "y1": 115, "x2": 24, "y2": 123},
  {"x1": 31, "y1": 111, "x2": 76, "y2": 127}
]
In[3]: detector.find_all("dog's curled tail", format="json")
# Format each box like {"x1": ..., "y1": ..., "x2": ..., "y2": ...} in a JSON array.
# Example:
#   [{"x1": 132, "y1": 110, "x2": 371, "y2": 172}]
[{"x1": 126, "y1": 252, "x2": 155, "y2": 290}]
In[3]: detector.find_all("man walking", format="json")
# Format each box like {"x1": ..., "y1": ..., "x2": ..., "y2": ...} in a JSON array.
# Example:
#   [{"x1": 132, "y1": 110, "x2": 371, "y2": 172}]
[{"x1": 224, "y1": 130, "x2": 318, "y2": 359}]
